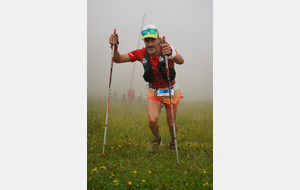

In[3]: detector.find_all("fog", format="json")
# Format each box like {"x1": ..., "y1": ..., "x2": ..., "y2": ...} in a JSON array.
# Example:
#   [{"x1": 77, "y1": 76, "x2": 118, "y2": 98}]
[{"x1": 87, "y1": 0, "x2": 212, "y2": 101}]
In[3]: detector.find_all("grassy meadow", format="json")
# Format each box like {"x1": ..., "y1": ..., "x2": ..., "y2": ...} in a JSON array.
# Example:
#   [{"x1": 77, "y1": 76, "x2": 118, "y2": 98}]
[{"x1": 87, "y1": 98, "x2": 213, "y2": 189}]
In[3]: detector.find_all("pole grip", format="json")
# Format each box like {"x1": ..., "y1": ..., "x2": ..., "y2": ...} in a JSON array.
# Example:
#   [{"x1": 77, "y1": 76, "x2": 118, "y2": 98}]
[
  {"x1": 162, "y1": 36, "x2": 168, "y2": 68},
  {"x1": 162, "y1": 36, "x2": 166, "y2": 44},
  {"x1": 111, "y1": 29, "x2": 117, "y2": 48}
]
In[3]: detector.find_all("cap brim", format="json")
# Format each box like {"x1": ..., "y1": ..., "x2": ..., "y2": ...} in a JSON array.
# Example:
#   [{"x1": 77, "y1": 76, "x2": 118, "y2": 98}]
[{"x1": 141, "y1": 33, "x2": 158, "y2": 40}]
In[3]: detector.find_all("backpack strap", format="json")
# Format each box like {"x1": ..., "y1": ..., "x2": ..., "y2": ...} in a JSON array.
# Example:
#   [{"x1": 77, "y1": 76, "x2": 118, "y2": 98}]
[
  {"x1": 142, "y1": 49, "x2": 154, "y2": 82},
  {"x1": 158, "y1": 41, "x2": 176, "y2": 80}
]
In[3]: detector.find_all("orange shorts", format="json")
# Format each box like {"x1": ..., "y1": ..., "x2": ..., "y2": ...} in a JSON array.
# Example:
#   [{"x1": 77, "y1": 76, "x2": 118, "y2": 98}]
[{"x1": 147, "y1": 83, "x2": 183, "y2": 109}]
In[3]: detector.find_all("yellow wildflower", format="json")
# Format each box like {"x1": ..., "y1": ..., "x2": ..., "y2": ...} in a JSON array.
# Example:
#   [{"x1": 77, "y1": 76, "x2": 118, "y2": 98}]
[
  {"x1": 186, "y1": 183, "x2": 188, "y2": 185},
  {"x1": 111, "y1": 147, "x2": 113, "y2": 149},
  {"x1": 89, "y1": 178, "x2": 91, "y2": 181},
  {"x1": 128, "y1": 181, "x2": 132, "y2": 185},
  {"x1": 187, "y1": 155, "x2": 189, "y2": 157},
  {"x1": 206, "y1": 182, "x2": 208, "y2": 185},
  {"x1": 149, "y1": 171, "x2": 151, "y2": 174},
  {"x1": 142, "y1": 180, "x2": 145, "y2": 183},
  {"x1": 113, "y1": 180, "x2": 118, "y2": 183},
  {"x1": 133, "y1": 171, "x2": 137, "y2": 174},
  {"x1": 204, "y1": 169, "x2": 206, "y2": 173},
  {"x1": 203, "y1": 184, "x2": 206, "y2": 186}
]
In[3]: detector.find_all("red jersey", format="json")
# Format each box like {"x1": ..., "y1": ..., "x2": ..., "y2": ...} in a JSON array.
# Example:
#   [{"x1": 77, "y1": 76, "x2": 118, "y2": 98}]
[{"x1": 128, "y1": 46, "x2": 177, "y2": 89}]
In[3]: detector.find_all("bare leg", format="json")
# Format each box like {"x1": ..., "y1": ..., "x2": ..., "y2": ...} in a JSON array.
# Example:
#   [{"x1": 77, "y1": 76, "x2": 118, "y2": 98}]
[
  {"x1": 147, "y1": 99, "x2": 162, "y2": 135},
  {"x1": 165, "y1": 106, "x2": 178, "y2": 138}
]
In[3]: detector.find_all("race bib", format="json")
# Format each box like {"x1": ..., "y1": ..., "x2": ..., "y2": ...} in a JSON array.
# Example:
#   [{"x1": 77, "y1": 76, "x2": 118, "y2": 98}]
[{"x1": 155, "y1": 88, "x2": 174, "y2": 97}]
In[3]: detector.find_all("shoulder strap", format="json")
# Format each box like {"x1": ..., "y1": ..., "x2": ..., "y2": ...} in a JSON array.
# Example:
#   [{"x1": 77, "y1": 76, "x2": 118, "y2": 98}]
[
  {"x1": 142, "y1": 48, "x2": 154, "y2": 82},
  {"x1": 144, "y1": 48, "x2": 151, "y2": 64}
]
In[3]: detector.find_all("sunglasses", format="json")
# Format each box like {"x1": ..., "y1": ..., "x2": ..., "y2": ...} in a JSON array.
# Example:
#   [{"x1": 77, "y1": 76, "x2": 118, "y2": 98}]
[{"x1": 141, "y1": 29, "x2": 157, "y2": 36}]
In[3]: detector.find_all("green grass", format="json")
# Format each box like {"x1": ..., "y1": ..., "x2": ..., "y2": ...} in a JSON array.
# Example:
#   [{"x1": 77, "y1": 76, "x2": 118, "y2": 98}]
[{"x1": 87, "y1": 99, "x2": 213, "y2": 189}]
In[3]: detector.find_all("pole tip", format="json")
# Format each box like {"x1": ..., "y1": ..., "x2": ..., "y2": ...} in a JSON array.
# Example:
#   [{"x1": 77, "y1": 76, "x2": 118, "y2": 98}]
[
  {"x1": 177, "y1": 163, "x2": 180, "y2": 167},
  {"x1": 114, "y1": 29, "x2": 116, "y2": 33},
  {"x1": 163, "y1": 36, "x2": 165, "y2": 41},
  {"x1": 101, "y1": 153, "x2": 104, "y2": 158}
]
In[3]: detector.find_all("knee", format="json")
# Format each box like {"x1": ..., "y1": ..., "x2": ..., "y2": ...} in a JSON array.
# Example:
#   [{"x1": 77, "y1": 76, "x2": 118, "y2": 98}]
[
  {"x1": 149, "y1": 117, "x2": 158, "y2": 126},
  {"x1": 167, "y1": 121, "x2": 177, "y2": 128}
]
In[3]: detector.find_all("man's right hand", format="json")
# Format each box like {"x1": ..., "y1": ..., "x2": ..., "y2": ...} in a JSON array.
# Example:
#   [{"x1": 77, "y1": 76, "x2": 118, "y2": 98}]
[
  {"x1": 108, "y1": 32, "x2": 130, "y2": 63},
  {"x1": 109, "y1": 33, "x2": 119, "y2": 46}
]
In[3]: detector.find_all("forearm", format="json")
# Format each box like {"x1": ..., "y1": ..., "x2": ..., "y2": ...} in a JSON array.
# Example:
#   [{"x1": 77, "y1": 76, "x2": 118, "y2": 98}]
[
  {"x1": 113, "y1": 48, "x2": 122, "y2": 63},
  {"x1": 162, "y1": 44, "x2": 184, "y2": 65},
  {"x1": 173, "y1": 53, "x2": 184, "y2": 65},
  {"x1": 109, "y1": 32, "x2": 126, "y2": 63},
  {"x1": 111, "y1": 47, "x2": 130, "y2": 63}
]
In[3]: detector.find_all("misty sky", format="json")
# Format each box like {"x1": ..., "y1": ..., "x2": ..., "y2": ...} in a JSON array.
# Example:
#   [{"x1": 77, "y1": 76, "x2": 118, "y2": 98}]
[
  {"x1": 88, "y1": 0, "x2": 212, "y2": 101},
  {"x1": 2, "y1": 1, "x2": 300, "y2": 189}
]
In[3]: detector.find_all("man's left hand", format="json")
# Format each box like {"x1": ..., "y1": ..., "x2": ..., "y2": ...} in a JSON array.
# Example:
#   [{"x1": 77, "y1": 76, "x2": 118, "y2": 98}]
[{"x1": 160, "y1": 43, "x2": 172, "y2": 56}]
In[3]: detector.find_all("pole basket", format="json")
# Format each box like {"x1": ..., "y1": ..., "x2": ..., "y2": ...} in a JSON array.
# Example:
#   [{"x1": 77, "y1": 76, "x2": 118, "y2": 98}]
[{"x1": 127, "y1": 89, "x2": 135, "y2": 101}]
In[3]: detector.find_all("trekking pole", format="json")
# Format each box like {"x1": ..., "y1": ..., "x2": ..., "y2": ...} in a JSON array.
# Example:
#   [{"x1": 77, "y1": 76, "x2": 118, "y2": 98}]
[
  {"x1": 102, "y1": 29, "x2": 116, "y2": 158},
  {"x1": 162, "y1": 36, "x2": 180, "y2": 166}
]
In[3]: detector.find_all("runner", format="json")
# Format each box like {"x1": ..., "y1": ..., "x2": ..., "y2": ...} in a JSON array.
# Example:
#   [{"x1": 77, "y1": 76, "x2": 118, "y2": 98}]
[
  {"x1": 122, "y1": 93, "x2": 126, "y2": 101},
  {"x1": 137, "y1": 93, "x2": 142, "y2": 101},
  {"x1": 108, "y1": 24, "x2": 184, "y2": 152},
  {"x1": 113, "y1": 91, "x2": 118, "y2": 100}
]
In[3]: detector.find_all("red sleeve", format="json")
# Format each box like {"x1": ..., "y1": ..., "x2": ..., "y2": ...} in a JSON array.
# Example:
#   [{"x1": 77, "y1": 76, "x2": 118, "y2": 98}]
[{"x1": 127, "y1": 48, "x2": 145, "y2": 62}]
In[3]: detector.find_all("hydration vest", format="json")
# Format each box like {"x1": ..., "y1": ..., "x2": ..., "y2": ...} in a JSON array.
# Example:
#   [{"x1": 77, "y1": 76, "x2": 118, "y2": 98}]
[{"x1": 142, "y1": 47, "x2": 176, "y2": 83}]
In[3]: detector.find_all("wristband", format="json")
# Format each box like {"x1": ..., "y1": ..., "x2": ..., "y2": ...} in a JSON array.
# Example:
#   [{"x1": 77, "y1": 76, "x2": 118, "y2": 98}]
[{"x1": 167, "y1": 45, "x2": 177, "y2": 59}]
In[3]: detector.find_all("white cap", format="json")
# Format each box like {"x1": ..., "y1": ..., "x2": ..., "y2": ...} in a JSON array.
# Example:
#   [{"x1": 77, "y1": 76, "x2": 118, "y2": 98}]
[{"x1": 141, "y1": 24, "x2": 159, "y2": 39}]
